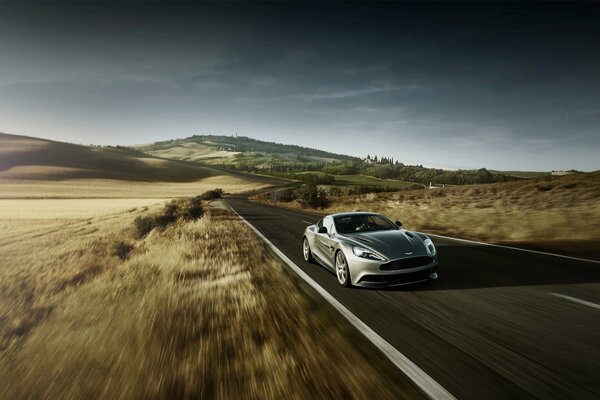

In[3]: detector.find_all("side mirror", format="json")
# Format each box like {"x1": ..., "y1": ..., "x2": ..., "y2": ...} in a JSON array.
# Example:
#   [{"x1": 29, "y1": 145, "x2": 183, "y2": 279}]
[
  {"x1": 318, "y1": 226, "x2": 328, "y2": 234},
  {"x1": 395, "y1": 220, "x2": 402, "y2": 227}
]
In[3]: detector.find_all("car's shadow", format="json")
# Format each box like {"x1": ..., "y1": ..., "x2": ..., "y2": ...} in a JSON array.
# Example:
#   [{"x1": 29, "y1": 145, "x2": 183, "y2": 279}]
[{"x1": 359, "y1": 241, "x2": 600, "y2": 292}]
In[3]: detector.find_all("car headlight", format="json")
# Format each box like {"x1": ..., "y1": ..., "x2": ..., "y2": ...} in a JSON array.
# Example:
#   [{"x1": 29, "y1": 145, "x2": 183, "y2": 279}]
[
  {"x1": 423, "y1": 237, "x2": 436, "y2": 257},
  {"x1": 352, "y1": 246, "x2": 385, "y2": 261}
]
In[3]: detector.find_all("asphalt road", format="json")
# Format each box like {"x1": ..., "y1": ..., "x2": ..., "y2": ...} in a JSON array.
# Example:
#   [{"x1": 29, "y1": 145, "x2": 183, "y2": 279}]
[{"x1": 226, "y1": 194, "x2": 600, "y2": 400}]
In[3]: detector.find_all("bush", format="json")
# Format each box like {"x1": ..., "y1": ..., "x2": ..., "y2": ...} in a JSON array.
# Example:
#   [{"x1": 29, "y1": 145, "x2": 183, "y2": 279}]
[
  {"x1": 132, "y1": 197, "x2": 204, "y2": 238},
  {"x1": 113, "y1": 241, "x2": 134, "y2": 260},
  {"x1": 271, "y1": 188, "x2": 297, "y2": 202},
  {"x1": 199, "y1": 188, "x2": 224, "y2": 200},
  {"x1": 178, "y1": 197, "x2": 204, "y2": 221},
  {"x1": 133, "y1": 215, "x2": 156, "y2": 239},
  {"x1": 328, "y1": 186, "x2": 343, "y2": 197},
  {"x1": 299, "y1": 182, "x2": 329, "y2": 209}
]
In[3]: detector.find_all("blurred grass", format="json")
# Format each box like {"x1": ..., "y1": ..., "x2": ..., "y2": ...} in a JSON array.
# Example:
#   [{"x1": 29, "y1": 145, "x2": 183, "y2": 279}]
[{"x1": 0, "y1": 198, "x2": 421, "y2": 399}]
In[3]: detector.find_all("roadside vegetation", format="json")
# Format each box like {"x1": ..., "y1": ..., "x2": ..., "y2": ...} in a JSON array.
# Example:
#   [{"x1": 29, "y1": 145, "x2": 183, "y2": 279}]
[
  {"x1": 255, "y1": 172, "x2": 600, "y2": 259},
  {"x1": 0, "y1": 192, "x2": 421, "y2": 399}
]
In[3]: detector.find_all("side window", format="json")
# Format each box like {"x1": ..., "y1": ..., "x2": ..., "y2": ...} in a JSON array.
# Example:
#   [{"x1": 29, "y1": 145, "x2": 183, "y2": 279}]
[
  {"x1": 323, "y1": 216, "x2": 335, "y2": 234},
  {"x1": 317, "y1": 219, "x2": 323, "y2": 228}
]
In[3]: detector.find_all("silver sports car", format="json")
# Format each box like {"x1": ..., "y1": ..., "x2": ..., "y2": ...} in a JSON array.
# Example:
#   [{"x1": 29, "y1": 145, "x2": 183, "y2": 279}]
[{"x1": 302, "y1": 212, "x2": 438, "y2": 288}]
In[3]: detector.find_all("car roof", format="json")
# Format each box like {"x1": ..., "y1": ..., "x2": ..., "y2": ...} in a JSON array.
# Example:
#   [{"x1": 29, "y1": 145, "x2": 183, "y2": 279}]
[{"x1": 328, "y1": 212, "x2": 382, "y2": 218}]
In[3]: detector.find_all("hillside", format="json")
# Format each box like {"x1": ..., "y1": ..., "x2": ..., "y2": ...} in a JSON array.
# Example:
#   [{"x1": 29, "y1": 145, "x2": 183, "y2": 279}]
[
  {"x1": 137, "y1": 134, "x2": 523, "y2": 186},
  {"x1": 0, "y1": 133, "x2": 276, "y2": 198},
  {"x1": 0, "y1": 133, "x2": 221, "y2": 182},
  {"x1": 136, "y1": 134, "x2": 355, "y2": 166}
]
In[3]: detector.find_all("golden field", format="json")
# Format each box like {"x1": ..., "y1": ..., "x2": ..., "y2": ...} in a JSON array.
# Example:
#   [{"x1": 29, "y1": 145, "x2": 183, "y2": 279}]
[
  {"x1": 0, "y1": 199, "x2": 419, "y2": 399},
  {"x1": 135, "y1": 141, "x2": 240, "y2": 164},
  {"x1": 0, "y1": 133, "x2": 270, "y2": 198},
  {"x1": 255, "y1": 172, "x2": 600, "y2": 259},
  {"x1": 0, "y1": 176, "x2": 268, "y2": 199}
]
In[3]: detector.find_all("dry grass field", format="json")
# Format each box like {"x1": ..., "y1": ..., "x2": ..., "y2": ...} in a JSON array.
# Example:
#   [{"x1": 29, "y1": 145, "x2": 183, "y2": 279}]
[
  {"x1": 0, "y1": 133, "x2": 214, "y2": 181},
  {"x1": 135, "y1": 141, "x2": 240, "y2": 164},
  {"x1": 0, "y1": 133, "x2": 269, "y2": 198},
  {"x1": 0, "y1": 176, "x2": 267, "y2": 199},
  {"x1": 0, "y1": 198, "x2": 420, "y2": 400},
  {"x1": 255, "y1": 172, "x2": 600, "y2": 259}
]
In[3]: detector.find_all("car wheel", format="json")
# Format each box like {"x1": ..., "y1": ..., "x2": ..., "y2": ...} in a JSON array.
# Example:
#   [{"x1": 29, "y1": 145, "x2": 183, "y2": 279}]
[
  {"x1": 303, "y1": 237, "x2": 314, "y2": 263},
  {"x1": 335, "y1": 251, "x2": 352, "y2": 287}
]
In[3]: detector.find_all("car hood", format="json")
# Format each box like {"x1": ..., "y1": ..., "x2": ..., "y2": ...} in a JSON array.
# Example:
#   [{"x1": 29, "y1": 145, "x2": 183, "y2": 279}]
[{"x1": 341, "y1": 229, "x2": 429, "y2": 260}]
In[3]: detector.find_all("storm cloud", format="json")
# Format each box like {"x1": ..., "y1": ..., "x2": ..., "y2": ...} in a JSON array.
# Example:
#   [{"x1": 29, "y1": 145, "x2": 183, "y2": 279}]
[{"x1": 0, "y1": 2, "x2": 598, "y2": 170}]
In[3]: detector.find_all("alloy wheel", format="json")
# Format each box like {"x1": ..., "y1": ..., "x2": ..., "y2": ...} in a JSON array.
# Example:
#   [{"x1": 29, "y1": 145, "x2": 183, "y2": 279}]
[{"x1": 336, "y1": 252, "x2": 348, "y2": 286}]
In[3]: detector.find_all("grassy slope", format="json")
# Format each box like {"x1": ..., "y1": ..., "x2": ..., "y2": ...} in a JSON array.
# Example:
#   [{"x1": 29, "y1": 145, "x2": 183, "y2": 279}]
[
  {"x1": 0, "y1": 201, "x2": 420, "y2": 399},
  {"x1": 0, "y1": 132, "x2": 218, "y2": 182},
  {"x1": 0, "y1": 133, "x2": 271, "y2": 198},
  {"x1": 255, "y1": 172, "x2": 600, "y2": 259},
  {"x1": 135, "y1": 134, "x2": 354, "y2": 166},
  {"x1": 136, "y1": 141, "x2": 241, "y2": 164}
]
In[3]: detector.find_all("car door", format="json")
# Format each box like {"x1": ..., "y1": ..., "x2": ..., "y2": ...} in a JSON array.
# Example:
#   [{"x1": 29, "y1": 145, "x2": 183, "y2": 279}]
[
  {"x1": 310, "y1": 219, "x2": 327, "y2": 262},
  {"x1": 315, "y1": 216, "x2": 337, "y2": 268}
]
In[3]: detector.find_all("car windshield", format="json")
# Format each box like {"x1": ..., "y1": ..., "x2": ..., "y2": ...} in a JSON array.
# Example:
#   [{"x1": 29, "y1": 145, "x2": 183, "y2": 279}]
[{"x1": 334, "y1": 214, "x2": 397, "y2": 234}]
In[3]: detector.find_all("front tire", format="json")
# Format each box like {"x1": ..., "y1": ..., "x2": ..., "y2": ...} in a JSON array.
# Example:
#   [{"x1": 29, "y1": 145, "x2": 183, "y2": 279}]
[
  {"x1": 335, "y1": 251, "x2": 352, "y2": 287},
  {"x1": 303, "y1": 237, "x2": 314, "y2": 263}
]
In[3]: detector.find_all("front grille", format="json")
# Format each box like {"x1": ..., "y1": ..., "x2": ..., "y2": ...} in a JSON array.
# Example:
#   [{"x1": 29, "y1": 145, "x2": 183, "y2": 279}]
[
  {"x1": 383, "y1": 268, "x2": 436, "y2": 285},
  {"x1": 357, "y1": 266, "x2": 436, "y2": 286},
  {"x1": 380, "y1": 256, "x2": 434, "y2": 271}
]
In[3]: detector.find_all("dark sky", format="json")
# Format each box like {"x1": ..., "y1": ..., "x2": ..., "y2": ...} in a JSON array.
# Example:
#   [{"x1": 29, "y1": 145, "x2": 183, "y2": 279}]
[{"x1": 1, "y1": 1, "x2": 599, "y2": 170}]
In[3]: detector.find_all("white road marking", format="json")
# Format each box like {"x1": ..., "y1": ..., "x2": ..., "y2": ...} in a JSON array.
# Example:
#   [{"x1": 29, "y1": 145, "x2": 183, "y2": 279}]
[
  {"x1": 550, "y1": 293, "x2": 600, "y2": 310},
  {"x1": 301, "y1": 220, "x2": 314, "y2": 224},
  {"x1": 427, "y1": 233, "x2": 600, "y2": 265},
  {"x1": 231, "y1": 206, "x2": 456, "y2": 400}
]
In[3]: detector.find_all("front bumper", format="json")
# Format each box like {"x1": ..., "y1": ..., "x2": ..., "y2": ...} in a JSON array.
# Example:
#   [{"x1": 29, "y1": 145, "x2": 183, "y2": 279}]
[
  {"x1": 348, "y1": 253, "x2": 438, "y2": 287},
  {"x1": 355, "y1": 265, "x2": 438, "y2": 288}
]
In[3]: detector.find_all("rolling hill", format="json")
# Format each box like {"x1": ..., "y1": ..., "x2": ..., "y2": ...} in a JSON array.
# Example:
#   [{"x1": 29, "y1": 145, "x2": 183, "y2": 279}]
[
  {"x1": 135, "y1": 134, "x2": 356, "y2": 166},
  {"x1": 0, "y1": 133, "x2": 220, "y2": 182},
  {"x1": 0, "y1": 133, "x2": 278, "y2": 198},
  {"x1": 135, "y1": 135, "x2": 539, "y2": 186}
]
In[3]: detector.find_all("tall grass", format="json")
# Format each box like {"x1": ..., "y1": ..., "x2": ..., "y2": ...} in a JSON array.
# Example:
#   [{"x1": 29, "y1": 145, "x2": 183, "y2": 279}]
[{"x1": 0, "y1": 198, "x2": 420, "y2": 399}]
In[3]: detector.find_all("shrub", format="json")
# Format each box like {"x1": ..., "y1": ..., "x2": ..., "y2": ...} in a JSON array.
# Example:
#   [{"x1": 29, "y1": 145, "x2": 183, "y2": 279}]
[
  {"x1": 178, "y1": 197, "x2": 204, "y2": 221},
  {"x1": 328, "y1": 186, "x2": 343, "y2": 197},
  {"x1": 132, "y1": 197, "x2": 204, "y2": 238},
  {"x1": 199, "y1": 188, "x2": 224, "y2": 200},
  {"x1": 133, "y1": 215, "x2": 156, "y2": 239},
  {"x1": 299, "y1": 182, "x2": 329, "y2": 209},
  {"x1": 113, "y1": 241, "x2": 134, "y2": 260},
  {"x1": 271, "y1": 188, "x2": 297, "y2": 202}
]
